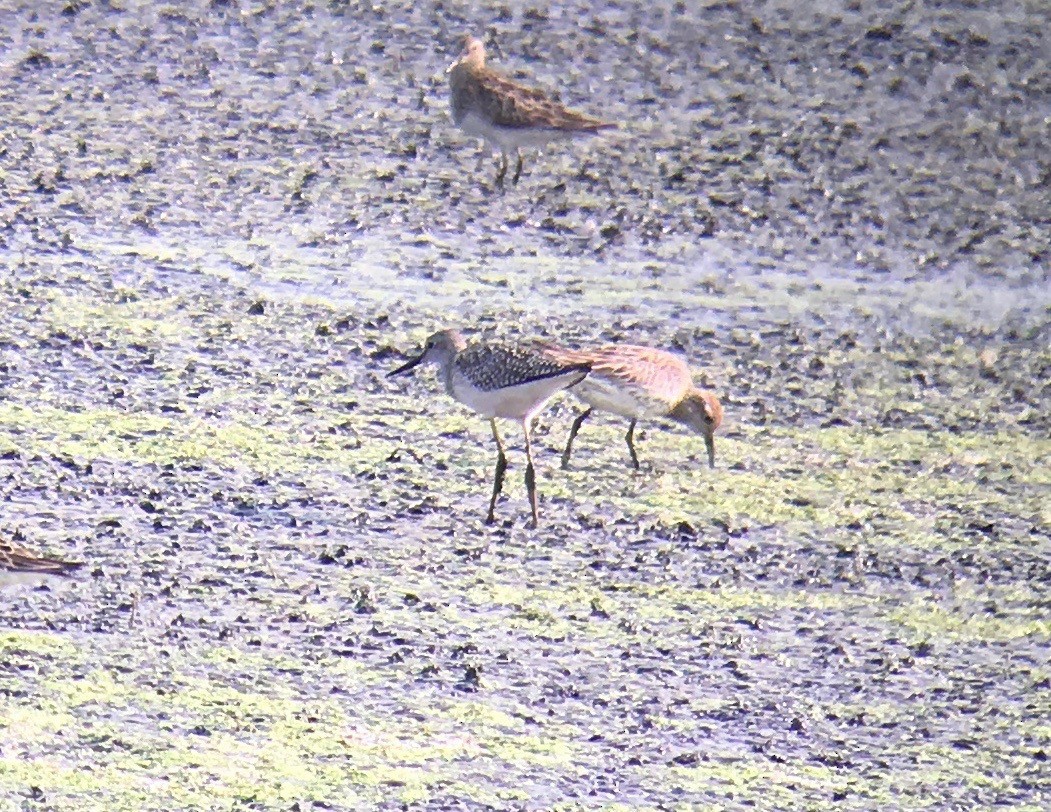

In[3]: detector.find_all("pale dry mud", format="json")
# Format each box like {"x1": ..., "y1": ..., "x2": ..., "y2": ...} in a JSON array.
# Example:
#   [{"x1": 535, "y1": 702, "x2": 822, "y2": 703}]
[{"x1": 0, "y1": 1, "x2": 1049, "y2": 811}]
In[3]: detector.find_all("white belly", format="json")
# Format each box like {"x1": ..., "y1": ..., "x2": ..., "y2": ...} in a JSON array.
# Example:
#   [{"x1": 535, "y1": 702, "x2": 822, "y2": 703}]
[
  {"x1": 0, "y1": 571, "x2": 60, "y2": 587},
  {"x1": 571, "y1": 376, "x2": 664, "y2": 420},
  {"x1": 452, "y1": 373, "x2": 581, "y2": 421},
  {"x1": 457, "y1": 112, "x2": 572, "y2": 152}
]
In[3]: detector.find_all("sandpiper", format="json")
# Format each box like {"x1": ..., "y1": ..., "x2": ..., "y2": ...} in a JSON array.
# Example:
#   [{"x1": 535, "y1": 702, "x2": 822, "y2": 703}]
[
  {"x1": 447, "y1": 34, "x2": 616, "y2": 186},
  {"x1": 542, "y1": 343, "x2": 723, "y2": 470},
  {"x1": 1, "y1": 535, "x2": 83, "y2": 586},
  {"x1": 388, "y1": 329, "x2": 590, "y2": 526}
]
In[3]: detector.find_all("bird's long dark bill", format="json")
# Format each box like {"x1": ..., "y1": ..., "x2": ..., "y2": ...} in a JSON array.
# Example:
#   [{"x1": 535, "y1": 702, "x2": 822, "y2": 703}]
[
  {"x1": 387, "y1": 352, "x2": 425, "y2": 378},
  {"x1": 705, "y1": 434, "x2": 716, "y2": 469}
]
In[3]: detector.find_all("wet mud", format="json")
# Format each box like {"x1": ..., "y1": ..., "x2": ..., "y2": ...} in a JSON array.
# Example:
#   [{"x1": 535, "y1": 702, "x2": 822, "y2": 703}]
[{"x1": 0, "y1": 1, "x2": 1048, "y2": 809}]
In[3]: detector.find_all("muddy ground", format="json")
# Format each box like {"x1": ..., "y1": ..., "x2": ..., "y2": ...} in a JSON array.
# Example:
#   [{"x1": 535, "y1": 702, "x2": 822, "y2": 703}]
[{"x1": 0, "y1": 0, "x2": 1048, "y2": 810}]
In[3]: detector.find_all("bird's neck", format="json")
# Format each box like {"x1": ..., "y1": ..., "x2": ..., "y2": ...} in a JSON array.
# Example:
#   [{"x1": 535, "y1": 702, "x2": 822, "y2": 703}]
[
  {"x1": 440, "y1": 352, "x2": 460, "y2": 398},
  {"x1": 667, "y1": 396, "x2": 693, "y2": 426}
]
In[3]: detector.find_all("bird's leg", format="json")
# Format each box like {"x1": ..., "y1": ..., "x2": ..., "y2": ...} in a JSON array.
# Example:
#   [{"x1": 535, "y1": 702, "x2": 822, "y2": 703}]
[
  {"x1": 494, "y1": 152, "x2": 508, "y2": 188},
  {"x1": 487, "y1": 419, "x2": 508, "y2": 524},
  {"x1": 512, "y1": 150, "x2": 524, "y2": 185},
  {"x1": 561, "y1": 407, "x2": 593, "y2": 469},
  {"x1": 625, "y1": 419, "x2": 641, "y2": 470},
  {"x1": 522, "y1": 418, "x2": 539, "y2": 527}
]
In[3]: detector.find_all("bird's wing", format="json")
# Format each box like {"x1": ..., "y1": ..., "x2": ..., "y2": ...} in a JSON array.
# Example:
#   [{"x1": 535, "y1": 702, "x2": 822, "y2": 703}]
[
  {"x1": 458, "y1": 343, "x2": 589, "y2": 392},
  {"x1": 1, "y1": 540, "x2": 83, "y2": 576},
  {"x1": 470, "y1": 69, "x2": 616, "y2": 132}
]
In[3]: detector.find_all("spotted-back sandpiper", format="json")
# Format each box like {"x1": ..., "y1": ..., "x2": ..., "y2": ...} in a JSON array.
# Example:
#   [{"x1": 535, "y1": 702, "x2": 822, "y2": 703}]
[
  {"x1": 542, "y1": 343, "x2": 723, "y2": 469},
  {"x1": 389, "y1": 329, "x2": 590, "y2": 525},
  {"x1": 447, "y1": 35, "x2": 616, "y2": 187}
]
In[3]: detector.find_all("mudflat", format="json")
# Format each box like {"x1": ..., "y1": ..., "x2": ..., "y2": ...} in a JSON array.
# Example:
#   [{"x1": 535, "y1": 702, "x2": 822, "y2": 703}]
[{"x1": 0, "y1": 1, "x2": 1047, "y2": 809}]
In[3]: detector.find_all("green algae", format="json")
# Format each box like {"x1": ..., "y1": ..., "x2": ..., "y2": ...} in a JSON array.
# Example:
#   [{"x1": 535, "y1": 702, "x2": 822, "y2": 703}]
[
  {"x1": 551, "y1": 423, "x2": 1047, "y2": 537},
  {"x1": 43, "y1": 292, "x2": 189, "y2": 341},
  {"x1": 889, "y1": 599, "x2": 1051, "y2": 643},
  {"x1": 5, "y1": 598, "x2": 678, "y2": 807},
  {"x1": 0, "y1": 630, "x2": 83, "y2": 660},
  {"x1": 0, "y1": 642, "x2": 606, "y2": 809},
  {"x1": 809, "y1": 427, "x2": 1051, "y2": 478},
  {"x1": 458, "y1": 576, "x2": 1050, "y2": 647},
  {"x1": 0, "y1": 401, "x2": 396, "y2": 477}
]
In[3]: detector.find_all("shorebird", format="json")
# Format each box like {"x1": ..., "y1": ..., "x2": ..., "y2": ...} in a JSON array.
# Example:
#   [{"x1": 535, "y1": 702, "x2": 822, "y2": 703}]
[
  {"x1": 1, "y1": 535, "x2": 83, "y2": 586},
  {"x1": 542, "y1": 343, "x2": 723, "y2": 470},
  {"x1": 388, "y1": 329, "x2": 590, "y2": 526},
  {"x1": 447, "y1": 34, "x2": 616, "y2": 186}
]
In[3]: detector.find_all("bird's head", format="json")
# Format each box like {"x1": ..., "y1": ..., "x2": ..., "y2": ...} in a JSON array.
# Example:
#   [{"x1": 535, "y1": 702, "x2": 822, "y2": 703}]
[
  {"x1": 388, "y1": 329, "x2": 467, "y2": 377},
  {"x1": 448, "y1": 34, "x2": 487, "y2": 74},
  {"x1": 670, "y1": 389, "x2": 723, "y2": 468}
]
